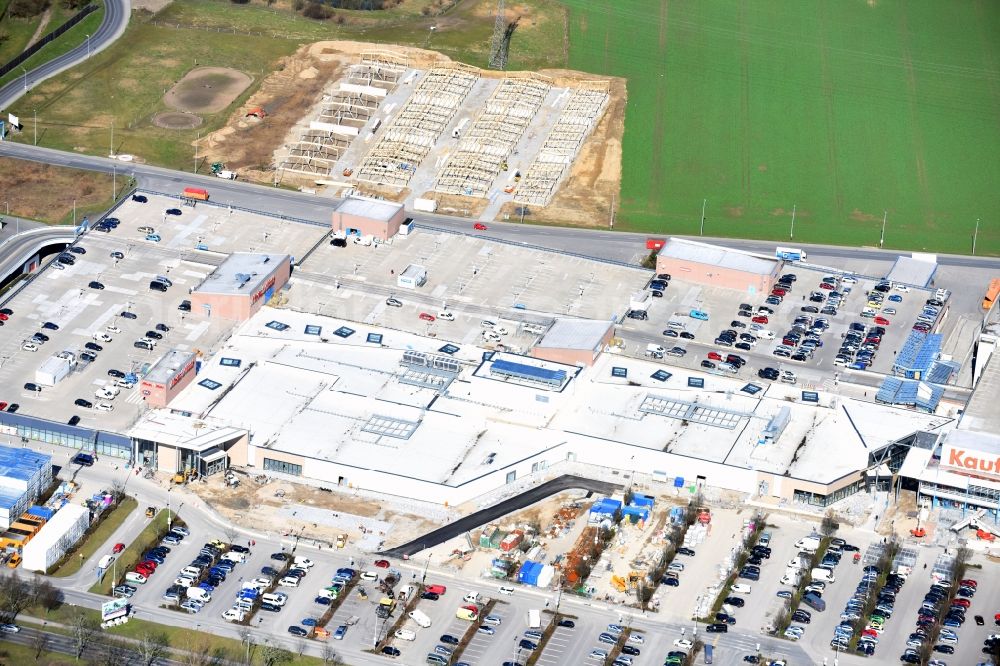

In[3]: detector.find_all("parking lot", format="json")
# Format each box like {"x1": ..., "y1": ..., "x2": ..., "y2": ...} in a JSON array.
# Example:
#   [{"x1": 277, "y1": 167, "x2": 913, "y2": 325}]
[
  {"x1": 615, "y1": 264, "x2": 955, "y2": 385},
  {"x1": 0, "y1": 193, "x2": 325, "y2": 429}
]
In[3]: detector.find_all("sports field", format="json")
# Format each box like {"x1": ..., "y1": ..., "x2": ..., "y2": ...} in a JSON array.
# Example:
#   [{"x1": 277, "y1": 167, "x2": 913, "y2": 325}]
[{"x1": 561, "y1": 0, "x2": 1000, "y2": 255}]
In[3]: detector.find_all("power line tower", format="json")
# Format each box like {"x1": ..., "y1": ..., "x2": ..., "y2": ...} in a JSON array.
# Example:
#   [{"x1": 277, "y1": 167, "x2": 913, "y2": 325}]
[{"x1": 488, "y1": 0, "x2": 508, "y2": 70}]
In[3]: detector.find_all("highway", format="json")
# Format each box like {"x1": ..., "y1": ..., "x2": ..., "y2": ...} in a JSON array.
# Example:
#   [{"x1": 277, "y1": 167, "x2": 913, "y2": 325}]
[{"x1": 0, "y1": 0, "x2": 130, "y2": 111}]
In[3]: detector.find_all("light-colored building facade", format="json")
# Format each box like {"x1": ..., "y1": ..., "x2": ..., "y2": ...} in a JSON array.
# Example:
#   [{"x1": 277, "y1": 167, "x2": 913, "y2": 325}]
[
  {"x1": 190, "y1": 253, "x2": 291, "y2": 321},
  {"x1": 331, "y1": 197, "x2": 407, "y2": 242},
  {"x1": 139, "y1": 350, "x2": 198, "y2": 408},
  {"x1": 656, "y1": 237, "x2": 780, "y2": 294}
]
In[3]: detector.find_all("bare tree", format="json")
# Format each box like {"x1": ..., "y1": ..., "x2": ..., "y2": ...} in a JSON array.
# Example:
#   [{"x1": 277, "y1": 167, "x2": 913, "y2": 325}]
[
  {"x1": 31, "y1": 629, "x2": 49, "y2": 659},
  {"x1": 135, "y1": 631, "x2": 170, "y2": 666},
  {"x1": 320, "y1": 642, "x2": 340, "y2": 665},
  {"x1": 32, "y1": 576, "x2": 64, "y2": 614},
  {"x1": 109, "y1": 478, "x2": 128, "y2": 503},
  {"x1": 222, "y1": 523, "x2": 242, "y2": 547},
  {"x1": 69, "y1": 609, "x2": 102, "y2": 659},
  {"x1": 180, "y1": 635, "x2": 228, "y2": 666},
  {"x1": 820, "y1": 510, "x2": 839, "y2": 537},
  {"x1": 89, "y1": 635, "x2": 136, "y2": 666},
  {"x1": 259, "y1": 643, "x2": 293, "y2": 666},
  {"x1": 0, "y1": 573, "x2": 36, "y2": 623}
]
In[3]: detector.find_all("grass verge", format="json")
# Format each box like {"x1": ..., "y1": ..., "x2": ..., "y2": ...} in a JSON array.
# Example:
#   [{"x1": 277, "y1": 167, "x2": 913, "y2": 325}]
[
  {"x1": 0, "y1": 0, "x2": 105, "y2": 91},
  {"x1": 50, "y1": 495, "x2": 137, "y2": 577}
]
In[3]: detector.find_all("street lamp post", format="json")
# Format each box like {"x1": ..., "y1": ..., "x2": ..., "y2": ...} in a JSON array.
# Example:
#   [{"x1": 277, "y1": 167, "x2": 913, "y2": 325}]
[
  {"x1": 973, "y1": 217, "x2": 980, "y2": 256},
  {"x1": 700, "y1": 199, "x2": 707, "y2": 236},
  {"x1": 86, "y1": 34, "x2": 91, "y2": 58},
  {"x1": 21, "y1": 67, "x2": 27, "y2": 92},
  {"x1": 789, "y1": 204, "x2": 796, "y2": 240},
  {"x1": 879, "y1": 210, "x2": 887, "y2": 248}
]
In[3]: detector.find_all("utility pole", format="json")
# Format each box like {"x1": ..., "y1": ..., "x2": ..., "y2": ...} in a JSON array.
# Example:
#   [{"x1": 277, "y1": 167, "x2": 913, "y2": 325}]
[
  {"x1": 789, "y1": 204, "x2": 796, "y2": 240},
  {"x1": 194, "y1": 132, "x2": 200, "y2": 173},
  {"x1": 973, "y1": 217, "x2": 980, "y2": 256},
  {"x1": 700, "y1": 199, "x2": 706, "y2": 236},
  {"x1": 879, "y1": 210, "x2": 887, "y2": 248},
  {"x1": 609, "y1": 194, "x2": 615, "y2": 229}
]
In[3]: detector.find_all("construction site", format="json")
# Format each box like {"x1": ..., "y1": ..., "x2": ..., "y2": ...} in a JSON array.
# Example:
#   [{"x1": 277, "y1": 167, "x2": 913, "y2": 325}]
[{"x1": 201, "y1": 35, "x2": 624, "y2": 226}]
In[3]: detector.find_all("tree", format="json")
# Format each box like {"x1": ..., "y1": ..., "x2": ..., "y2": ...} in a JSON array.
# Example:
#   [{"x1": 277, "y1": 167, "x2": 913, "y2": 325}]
[
  {"x1": 320, "y1": 643, "x2": 341, "y2": 665},
  {"x1": 89, "y1": 636, "x2": 135, "y2": 666},
  {"x1": 180, "y1": 635, "x2": 227, "y2": 666},
  {"x1": 0, "y1": 574, "x2": 35, "y2": 623},
  {"x1": 820, "y1": 510, "x2": 838, "y2": 537},
  {"x1": 135, "y1": 631, "x2": 170, "y2": 666},
  {"x1": 69, "y1": 609, "x2": 102, "y2": 659},
  {"x1": 222, "y1": 524, "x2": 242, "y2": 547},
  {"x1": 259, "y1": 643, "x2": 293, "y2": 666},
  {"x1": 31, "y1": 630, "x2": 49, "y2": 659},
  {"x1": 33, "y1": 577, "x2": 64, "y2": 614}
]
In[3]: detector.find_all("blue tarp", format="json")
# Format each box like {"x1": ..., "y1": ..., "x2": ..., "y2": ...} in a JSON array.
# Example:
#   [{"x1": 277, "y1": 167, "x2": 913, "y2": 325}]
[
  {"x1": 589, "y1": 498, "x2": 622, "y2": 516},
  {"x1": 674, "y1": 477, "x2": 685, "y2": 488},
  {"x1": 517, "y1": 560, "x2": 542, "y2": 586}
]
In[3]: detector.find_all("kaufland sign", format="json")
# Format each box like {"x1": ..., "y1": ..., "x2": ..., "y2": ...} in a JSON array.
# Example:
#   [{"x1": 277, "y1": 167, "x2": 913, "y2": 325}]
[{"x1": 942, "y1": 444, "x2": 1000, "y2": 478}]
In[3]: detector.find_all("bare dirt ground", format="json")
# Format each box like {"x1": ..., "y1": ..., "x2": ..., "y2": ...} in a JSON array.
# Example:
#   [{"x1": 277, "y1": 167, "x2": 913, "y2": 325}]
[
  {"x1": 498, "y1": 73, "x2": 625, "y2": 228},
  {"x1": 200, "y1": 40, "x2": 623, "y2": 215},
  {"x1": 194, "y1": 473, "x2": 440, "y2": 549},
  {"x1": 132, "y1": 0, "x2": 173, "y2": 13},
  {"x1": 163, "y1": 67, "x2": 253, "y2": 114},
  {"x1": 0, "y1": 157, "x2": 115, "y2": 224}
]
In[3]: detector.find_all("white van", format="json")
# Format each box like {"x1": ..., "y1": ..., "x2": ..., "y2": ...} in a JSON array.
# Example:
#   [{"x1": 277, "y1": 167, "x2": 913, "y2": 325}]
[
  {"x1": 811, "y1": 568, "x2": 836, "y2": 583},
  {"x1": 125, "y1": 572, "x2": 147, "y2": 585},
  {"x1": 222, "y1": 608, "x2": 245, "y2": 622},
  {"x1": 223, "y1": 551, "x2": 246, "y2": 564},
  {"x1": 181, "y1": 566, "x2": 202, "y2": 578},
  {"x1": 498, "y1": 586, "x2": 515, "y2": 596},
  {"x1": 394, "y1": 629, "x2": 416, "y2": 641},
  {"x1": 293, "y1": 557, "x2": 314, "y2": 569},
  {"x1": 408, "y1": 610, "x2": 431, "y2": 628},
  {"x1": 730, "y1": 583, "x2": 751, "y2": 595},
  {"x1": 235, "y1": 599, "x2": 254, "y2": 612},
  {"x1": 187, "y1": 587, "x2": 211, "y2": 602},
  {"x1": 278, "y1": 576, "x2": 300, "y2": 588},
  {"x1": 463, "y1": 592, "x2": 481, "y2": 604},
  {"x1": 98, "y1": 555, "x2": 116, "y2": 569},
  {"x1": 261, "y1": 593, "x2": 287, "y2": 607}
]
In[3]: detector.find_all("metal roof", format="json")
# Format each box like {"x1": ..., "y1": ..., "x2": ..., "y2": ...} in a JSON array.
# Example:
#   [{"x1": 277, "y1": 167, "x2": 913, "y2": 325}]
[
  {"x1": 336, "y1": 197, "x2": 403, "y2": 222},
  {"x1": 886, "y1": 256, "x2": 938, "y2": 287},
  {"x1": 893, "y1": 332, "x2": 941, "y2": 374},
  {"x1": 0, "y1": 445, "x2": 51, "y2": 485},
  {"x1": 657, "y1": 238, "x2": 779, "y2": 275},
  {"x1": 535, "y1": 319, "x2": 612, "y2": 351},
  {"x1": 961, "y1": 351, "x2": 1000, "y2": 435},
  {"x1": 490, "y1": 359, "x2": 567, "y2": 386},
  {"x1": 875, "y1": 377, "x2": 943, "y2": 412}
]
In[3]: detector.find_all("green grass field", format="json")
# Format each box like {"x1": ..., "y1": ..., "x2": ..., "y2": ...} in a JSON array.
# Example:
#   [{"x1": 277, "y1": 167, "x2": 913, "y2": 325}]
[{"x1": 562, "y1": 0, "x2": 1000, "y2": 255}]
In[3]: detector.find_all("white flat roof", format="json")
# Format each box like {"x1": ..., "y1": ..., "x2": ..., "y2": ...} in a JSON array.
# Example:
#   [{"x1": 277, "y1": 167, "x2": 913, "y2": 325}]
[
  {"x1": 886, "y1": 255, "x2": 937, "y2": 287},
  {"x1": 961, "y1": 352, "x2": 1000, "y2": 435},
  {"x1": 337, "y1": 196, "x2": 403, "y2": 222},
  {"x1": 145, "y1": 349, "x2": 195, "y2": 385},
  {"x1": 193, "y1": 253, "x2": 288, "y2": 296},
  {"x1": 535, "y1": 318, "x2": 612, "y2": 351},
  {"x1": 658, "y1": 237, "x2": 778, "y2": 275},
  {"x1": 134, "y1": 305, "x2": 953, "y2": 495}
]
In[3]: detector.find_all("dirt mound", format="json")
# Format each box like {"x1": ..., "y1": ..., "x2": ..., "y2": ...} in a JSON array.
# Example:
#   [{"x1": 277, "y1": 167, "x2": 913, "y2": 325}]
[
  {"x1": 152, "y1": 111, "x2": 203, "y2": 129},
  {"x1": 163, "y1": 67, "x2": 253, "y2": 114}
]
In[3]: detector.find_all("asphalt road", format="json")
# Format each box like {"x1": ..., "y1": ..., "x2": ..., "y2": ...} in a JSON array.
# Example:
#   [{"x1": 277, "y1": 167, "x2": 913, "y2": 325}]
[
  {"x1": 0, "y1": 0, "x2": 130, "y2": 111},
  {"x1": 2, "y1": 142, "x2": 1000, "y2": 271},
  {"x1": 382, "y1": 475, "x2": 621, "y2": 558}
]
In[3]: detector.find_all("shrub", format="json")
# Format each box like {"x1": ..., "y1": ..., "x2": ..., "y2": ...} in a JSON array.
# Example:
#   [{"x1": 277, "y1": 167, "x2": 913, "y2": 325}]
[{"x1": 9, "y1": 0, "x2": 50, "y2": 18}]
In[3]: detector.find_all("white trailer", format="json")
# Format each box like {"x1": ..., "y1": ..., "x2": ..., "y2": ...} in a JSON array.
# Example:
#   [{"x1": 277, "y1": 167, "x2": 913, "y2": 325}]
[
  {"x1": 413, "y1": 198, "x2": 437, "y2": 213},
  {"x1": 35, "y1": 351, "x2": 77, "y2": 386}
]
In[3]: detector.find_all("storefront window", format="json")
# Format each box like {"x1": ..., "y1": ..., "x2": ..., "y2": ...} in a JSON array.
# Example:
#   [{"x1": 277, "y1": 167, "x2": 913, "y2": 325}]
[{"x1": 263, "y1": 458, "x2": 301, "y2": 476}]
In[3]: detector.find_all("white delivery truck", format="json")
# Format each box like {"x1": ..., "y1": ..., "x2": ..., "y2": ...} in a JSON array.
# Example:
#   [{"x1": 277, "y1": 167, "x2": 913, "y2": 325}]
[
  {"x1": 795, "y1": 535, "x2": 821, "y2": 553},
  {"x1": 408, "y1": 609, "x2": 431, "y2": 628},
  {"x1": 811, "y1": 568, "x2": 836, "y2": 583},
  {"x1": 527, "y1": 609, "x2": 541, "y2": 629}
]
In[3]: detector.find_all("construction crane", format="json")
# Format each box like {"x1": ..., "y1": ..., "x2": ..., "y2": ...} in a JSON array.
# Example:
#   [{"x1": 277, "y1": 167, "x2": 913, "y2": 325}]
[{"x1": 488, "y1": 0, "x2": 519, "y2": 70}]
